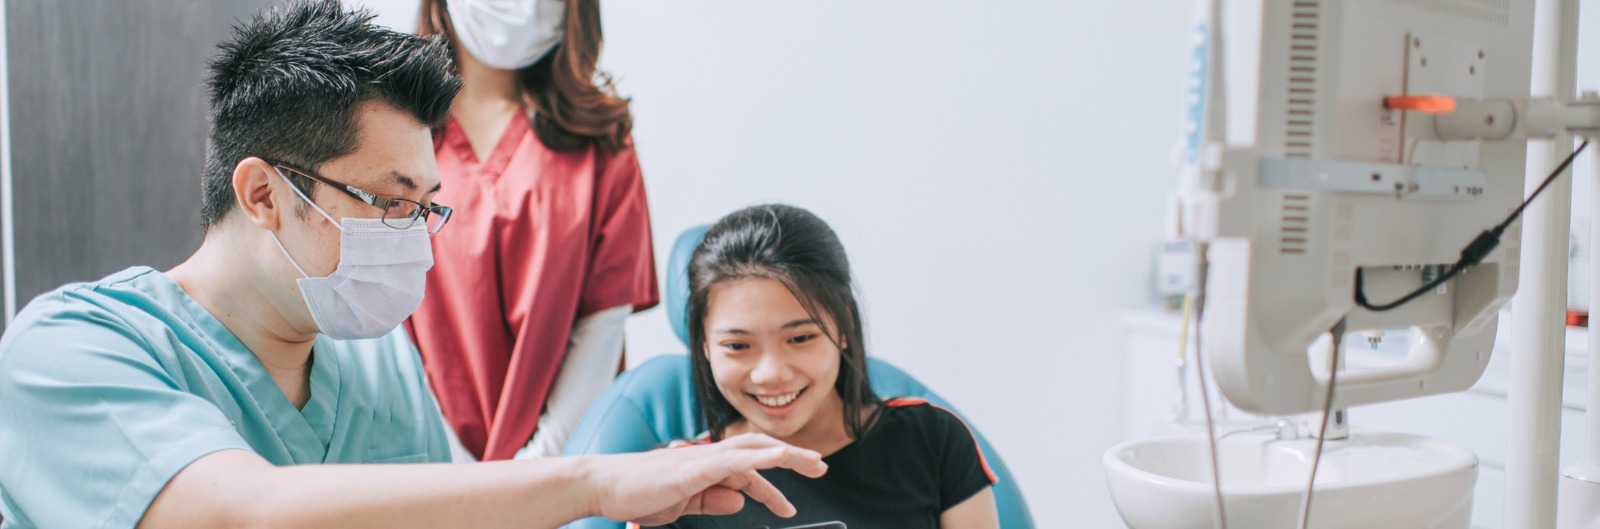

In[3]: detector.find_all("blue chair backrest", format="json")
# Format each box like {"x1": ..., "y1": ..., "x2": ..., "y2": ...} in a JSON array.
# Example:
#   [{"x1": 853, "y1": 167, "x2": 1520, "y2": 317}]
[
  {"x1": 560, "y1": 225, "x2": 1034, "y2": 529},
  {"x1": 666, "y1": 224, "x2": 711, "y2": 348}
]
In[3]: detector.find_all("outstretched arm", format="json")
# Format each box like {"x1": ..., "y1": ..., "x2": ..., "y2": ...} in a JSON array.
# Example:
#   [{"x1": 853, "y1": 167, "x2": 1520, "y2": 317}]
[{"x1": 139, "y1": 433, "x2": 825, "y2": 529}]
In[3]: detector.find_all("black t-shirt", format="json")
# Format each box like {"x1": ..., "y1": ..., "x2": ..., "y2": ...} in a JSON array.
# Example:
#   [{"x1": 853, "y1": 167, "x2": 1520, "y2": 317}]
[{"x1": 645, "y1": 398, "x2": 997, "y2": 529}]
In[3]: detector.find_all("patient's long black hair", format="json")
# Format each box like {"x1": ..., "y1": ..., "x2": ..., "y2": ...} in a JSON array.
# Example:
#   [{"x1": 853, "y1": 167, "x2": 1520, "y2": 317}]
[{"x1": 687, "y1": 204, "x2": 880, "y2": 441}]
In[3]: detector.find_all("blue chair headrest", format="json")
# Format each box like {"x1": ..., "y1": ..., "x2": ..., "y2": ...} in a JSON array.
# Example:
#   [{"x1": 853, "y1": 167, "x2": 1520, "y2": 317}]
[{"x1": 665, "y1": 224, "x2": 712, "y2": 349}]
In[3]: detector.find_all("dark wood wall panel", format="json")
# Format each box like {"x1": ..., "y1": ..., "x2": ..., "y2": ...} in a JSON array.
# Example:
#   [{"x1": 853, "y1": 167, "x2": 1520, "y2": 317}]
[{"x1": 6, "y1": 0, "x2": 275, "y2": 321}]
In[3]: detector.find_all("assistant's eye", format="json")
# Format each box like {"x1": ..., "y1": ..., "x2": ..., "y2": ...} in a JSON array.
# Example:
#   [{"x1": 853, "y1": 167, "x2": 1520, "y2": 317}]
[
  {"x1": 721, "y1": 342, "x2": 750, "y2": 352},
  {"x1": 789, "y1": 334, "x2": 817, "y2": 345}
]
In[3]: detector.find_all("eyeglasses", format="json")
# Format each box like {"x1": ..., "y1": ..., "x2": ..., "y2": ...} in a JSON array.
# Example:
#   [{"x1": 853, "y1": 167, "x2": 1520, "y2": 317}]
[{"x1": 272, "y1": 163, "x2": 453, "y2": 234}]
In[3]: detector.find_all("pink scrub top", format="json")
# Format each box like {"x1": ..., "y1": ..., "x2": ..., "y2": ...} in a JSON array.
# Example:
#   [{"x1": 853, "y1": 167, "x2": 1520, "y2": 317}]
[{"x1": 405, "y1": 112, "x2": 659, "y2": 461}]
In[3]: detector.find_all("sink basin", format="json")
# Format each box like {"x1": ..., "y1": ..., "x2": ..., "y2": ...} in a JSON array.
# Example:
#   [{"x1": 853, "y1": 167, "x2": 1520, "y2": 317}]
[{"x1": 1103, "y1": 431, "x2": 1477, "y2": 529}]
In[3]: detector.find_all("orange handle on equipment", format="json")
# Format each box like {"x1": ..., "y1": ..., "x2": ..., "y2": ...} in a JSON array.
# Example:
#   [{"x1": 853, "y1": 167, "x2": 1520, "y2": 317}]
[{"x1": 1384, "y1": 95, "x2": 1457, "y2": 114}]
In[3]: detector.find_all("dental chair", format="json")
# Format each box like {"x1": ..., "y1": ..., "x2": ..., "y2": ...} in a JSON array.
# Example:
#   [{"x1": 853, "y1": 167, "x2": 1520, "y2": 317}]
[{"x1": 559, "y1": 225, "x2": 1035, "y2": 529}]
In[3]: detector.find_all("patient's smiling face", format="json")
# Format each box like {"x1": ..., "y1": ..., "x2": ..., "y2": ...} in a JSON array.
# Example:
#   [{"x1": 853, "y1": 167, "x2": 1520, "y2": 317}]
[{"x1": 705, "y1": 277, "x2": 848, "y2": 448}]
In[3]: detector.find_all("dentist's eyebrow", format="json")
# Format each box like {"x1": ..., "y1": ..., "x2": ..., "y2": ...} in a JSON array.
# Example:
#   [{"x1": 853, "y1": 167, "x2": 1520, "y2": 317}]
[
  {"x1": 390, "y1": 171, "x2": 418, "y2": 190},
  {"x1": 390, "y1": 171, "x2": 442, "y2": 194}
]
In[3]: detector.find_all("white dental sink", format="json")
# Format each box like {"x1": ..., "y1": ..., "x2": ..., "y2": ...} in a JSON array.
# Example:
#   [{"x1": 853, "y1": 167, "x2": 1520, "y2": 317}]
[{"x1": 1103, "y1": 431, "x2": 1477, "y2": 529}]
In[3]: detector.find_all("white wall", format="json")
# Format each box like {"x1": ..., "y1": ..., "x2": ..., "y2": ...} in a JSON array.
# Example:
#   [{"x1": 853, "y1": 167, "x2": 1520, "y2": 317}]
[
  {"x1": 358, "y1": 0, "x2": 1600, "y2": 526},
  {"x1": 604, "y1": 4, "x2": 1190, "y2": 526},
  {"x1": 361, "y1": 1, "x2": 1201, "y2": 526}
]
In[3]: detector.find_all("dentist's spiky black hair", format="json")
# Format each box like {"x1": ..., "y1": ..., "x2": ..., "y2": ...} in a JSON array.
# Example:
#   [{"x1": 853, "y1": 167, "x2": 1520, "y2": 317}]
[{"x1": 199, "y1": 0, "x2": 460, "y2": 229}]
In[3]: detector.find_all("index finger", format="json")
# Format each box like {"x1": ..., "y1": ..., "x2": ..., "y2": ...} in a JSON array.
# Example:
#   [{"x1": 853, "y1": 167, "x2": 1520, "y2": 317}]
[
  {"x1": 718, "y1": 435, "x2": 828, "y2": 478},
  {"x1": 723, "y1": 468, "x2": 796, "y2": 518}
]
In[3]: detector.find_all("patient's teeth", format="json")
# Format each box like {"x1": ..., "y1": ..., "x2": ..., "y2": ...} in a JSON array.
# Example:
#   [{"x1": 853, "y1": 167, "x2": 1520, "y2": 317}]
[{"x1": 754, "y1": 390, "x2": 801, "y2": 407}]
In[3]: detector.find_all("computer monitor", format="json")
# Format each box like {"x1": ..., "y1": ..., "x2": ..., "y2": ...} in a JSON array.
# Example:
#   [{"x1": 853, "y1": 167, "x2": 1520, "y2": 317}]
[{"x1": 1185, "y1": 0, "x2": 1537, "y2": 414}]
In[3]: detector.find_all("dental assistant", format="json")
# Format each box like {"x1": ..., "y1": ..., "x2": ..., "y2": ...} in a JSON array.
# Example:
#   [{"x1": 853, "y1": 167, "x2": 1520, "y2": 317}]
[
  {"x1": 408, "y1": 0, "x2": 659, "y2": 462},
  {"x1": 0, "y1": 2, "x2": 823, "y2": 528}
]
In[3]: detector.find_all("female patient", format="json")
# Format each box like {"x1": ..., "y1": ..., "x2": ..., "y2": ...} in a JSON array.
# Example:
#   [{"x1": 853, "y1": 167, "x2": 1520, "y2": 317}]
[{"x1": 645, "y1": 204, "x2": 1000, "y2": 529}]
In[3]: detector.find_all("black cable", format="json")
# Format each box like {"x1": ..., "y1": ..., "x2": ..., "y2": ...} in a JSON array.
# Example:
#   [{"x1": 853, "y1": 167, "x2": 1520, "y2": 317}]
[{"x1": 1356, "y1": 140, "x2": 1591, "y2": 311}]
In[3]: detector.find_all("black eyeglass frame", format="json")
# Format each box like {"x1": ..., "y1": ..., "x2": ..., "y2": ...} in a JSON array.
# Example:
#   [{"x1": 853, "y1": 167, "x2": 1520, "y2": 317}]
[{"x1": 270, "y1": 162, "x2": 452, "y2": 234}]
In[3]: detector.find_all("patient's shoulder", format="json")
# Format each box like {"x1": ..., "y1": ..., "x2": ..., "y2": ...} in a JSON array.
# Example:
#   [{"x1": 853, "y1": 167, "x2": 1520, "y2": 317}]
[
  {"x1": 876, "y1": 397, "x2": 998, "y2": 488},
  {"x1": 876, "y1": 397, "x2": 974, "y2": 437},
  {"x1": 884, "y1": 396, "x2": 935, "y2": 408},
  {"x1": 883, "y1": 396, "x2": 961, "y2": 420}
]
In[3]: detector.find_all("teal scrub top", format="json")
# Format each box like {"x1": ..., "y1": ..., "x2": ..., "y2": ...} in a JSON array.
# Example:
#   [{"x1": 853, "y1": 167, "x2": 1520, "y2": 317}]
[{"x1": 0, "y1": 267, "x2": 450, "y2": 528}]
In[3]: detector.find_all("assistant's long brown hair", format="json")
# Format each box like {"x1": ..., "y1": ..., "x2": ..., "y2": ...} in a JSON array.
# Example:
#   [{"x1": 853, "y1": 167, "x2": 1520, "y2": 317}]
[{"x1": 418, "y1": 0, "x2": 632, "y2": 151}]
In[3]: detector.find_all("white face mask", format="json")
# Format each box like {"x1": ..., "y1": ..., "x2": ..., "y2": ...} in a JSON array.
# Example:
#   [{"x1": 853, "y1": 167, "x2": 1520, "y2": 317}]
[
  {"x1": 448, "y1": 0, "x2": 566, "y2": 70},
  {"x1": 269, "y1": 171, "x2": 434, "y2": 340}
]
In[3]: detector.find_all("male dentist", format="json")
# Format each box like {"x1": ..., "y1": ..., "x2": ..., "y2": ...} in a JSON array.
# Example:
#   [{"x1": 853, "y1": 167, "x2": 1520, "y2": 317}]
[{"x1": 0, "y1": 2, "x2": 824, "y2": 528}]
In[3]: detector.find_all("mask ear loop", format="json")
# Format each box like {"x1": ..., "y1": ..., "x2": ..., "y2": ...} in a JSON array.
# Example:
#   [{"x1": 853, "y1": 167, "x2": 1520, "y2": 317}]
[
  {"x1": 270, "y1": 167, "x2": 338, "y2": 279},
  {"x1": 269, "y1": 232, "x2": 312, "y2": 279},
  {"x1": 274, "y1": 167, "x2": 344, "y2": 231}
]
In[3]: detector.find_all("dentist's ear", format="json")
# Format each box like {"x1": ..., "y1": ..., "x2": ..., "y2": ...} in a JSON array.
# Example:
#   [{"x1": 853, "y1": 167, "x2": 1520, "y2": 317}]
[{"x1": 233, "y1": 157, "x2": 286, "y2": 231}]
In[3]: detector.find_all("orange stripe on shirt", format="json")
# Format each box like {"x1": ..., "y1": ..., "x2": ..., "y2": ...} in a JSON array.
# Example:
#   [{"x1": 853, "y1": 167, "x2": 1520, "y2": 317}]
[{"x1": 885, "y1": 397, "x2": 999, "y2": 484}]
